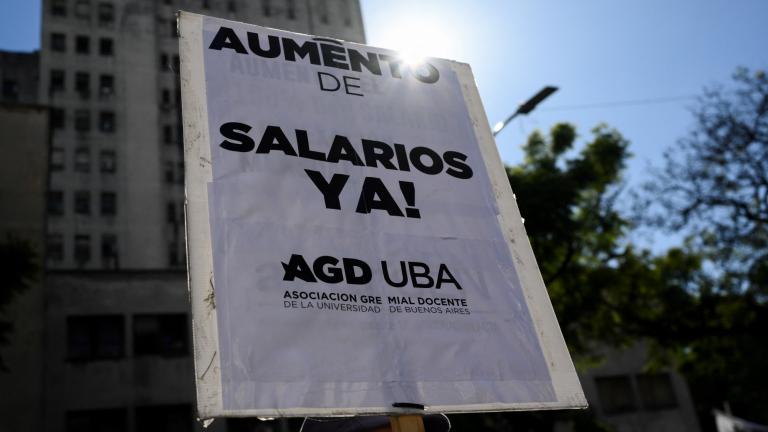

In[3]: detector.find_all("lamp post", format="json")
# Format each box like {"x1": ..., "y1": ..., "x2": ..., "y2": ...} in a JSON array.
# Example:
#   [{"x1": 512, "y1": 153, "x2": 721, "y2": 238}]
[{"x1": 492, "y1": 86, "x2": 558, "y2": 137}]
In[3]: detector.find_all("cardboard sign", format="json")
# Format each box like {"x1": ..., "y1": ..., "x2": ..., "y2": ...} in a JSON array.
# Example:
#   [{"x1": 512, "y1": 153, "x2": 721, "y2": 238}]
[{"x1": 179, "y1": 11, "x2": 586, "y2": 418}]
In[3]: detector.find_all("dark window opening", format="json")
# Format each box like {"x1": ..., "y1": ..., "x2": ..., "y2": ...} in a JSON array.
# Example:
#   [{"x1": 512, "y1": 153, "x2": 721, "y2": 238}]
[
  {"x1": 166, "y1": 202, "x2": 177, "y2": 223},
  {"x1": 99, "y1": 74, "x2": 114, "y2": 96},
  {"x1": 75, "y1": 71, "x2": 90, "y2": 97},
  {"x1": 163, "y1": 125, "x2": 173, "y2": 144},
  {"x1": 47, "y1": 233, "x2": 64, "y2": 262},
  {"x1": 595, "y1": 375, "x2": 638, "y2": 415},
  {"x1": 101, "y1": 234, "x2": 118, "y2": 269},
  {"x1": 99, "y1": 111, "x2": 115, "y2": 133},
  {"x1": 75, "y1": 109, "x2": 90, "y2": 132},
  {"x1": 2, "y1": 80, "x2": 19, "y2": 100},
  {"x1": 133, "y1": 314, "x2": 188, "y2": 356},
  {"x1": 287, "y1": 0, "x2": 296, "y2": 19},
  {"x1": 66, "y1": 408, "x2": 126, "y2": 432},
  {"x1": 74, "y1": 234, "x2": 91, "y2": 264},
  {"x1": 100, "y1": 150, "x2": 116, "y2": 173},
  {"x1": 342, "y1": 0, "x2": 352, "y2": 27},
  {"x1": 67, "y1": 315, "x2": 124, "y2": 361},
  {"x1": 202, "y1": 0, "x2": 210, "y2": 9},
  {"x1": 52, "y1": 0, "x2": 67, "y2": 16},
  {"x1": 51, "y1": 33, "x2": 66, "y2": 52},
  {"x1": 135, "y1": 405, "x2": 192, "y2": 432},
  {"x1": 160, "y1": 53, "x2": 169, "y2": 71},
  {"x1": 164, "y1": 161, "x2": 174, "y2": 184},
  {"x1": 97, "y1": 2, "x2": 114, "y2": 24},
  {"x1": 51, "y1": 108, "x2": 66, "y2": 129},
  {"x1": 100, "y1": 191, "x2": 116, "y2": 216},
  {"x1": 99, "y1": 37, "x2": 113, "y2": 56},
  {"x1": 227, "y1": 0, "x2": 236, "y2": 13},
  {"x1": 48, "y1": 191, "x2": 64, "y2": 216},
  {"x1": 51, "y1": 69, "x2": 66, "y2": 92},
  {"x1": 74, "y1": 190, "x2": 91, "y2": 214},
  {"x1": 262, "y1": 0, "x2": 271, "y2": 16},
  {"x1": 318, "y1": 0, "x2": 328, "y2": 24},
  {"x1": 75, "y1": 35, "x2": 90, "y2": 54},
  {"x1": 637, "y1": 373, "x2": 678, "y2": 411}
]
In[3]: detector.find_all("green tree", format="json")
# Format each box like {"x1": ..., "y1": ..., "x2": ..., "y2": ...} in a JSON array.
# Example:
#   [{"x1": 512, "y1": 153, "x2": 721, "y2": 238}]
[
  {"x1": 640, "y1": 68, "x2": 768, "y2": 429},
  {"x1": 453, "y1": 123, "x2": 667, "y2": 431},
  {"x1": 0, "y1": 236, "x2": 38, "y2": 371}
]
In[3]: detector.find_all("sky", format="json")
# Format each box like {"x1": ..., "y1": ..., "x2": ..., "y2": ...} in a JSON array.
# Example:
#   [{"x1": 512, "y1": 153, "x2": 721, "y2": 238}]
[{"x1": 2, "y1": 0, "x2": 767, "y2": 249}]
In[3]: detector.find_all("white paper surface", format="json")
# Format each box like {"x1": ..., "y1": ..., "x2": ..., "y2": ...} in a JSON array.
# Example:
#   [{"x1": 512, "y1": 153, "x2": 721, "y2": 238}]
[{"x1": 182, "y1": 13, "x2": 584, "y2": 416}]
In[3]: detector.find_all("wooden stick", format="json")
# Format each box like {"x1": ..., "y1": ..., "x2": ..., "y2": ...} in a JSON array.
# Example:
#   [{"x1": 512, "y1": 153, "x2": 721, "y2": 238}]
[{"x1": 389, "y1": 415, "x2": 425, "y2": 432}]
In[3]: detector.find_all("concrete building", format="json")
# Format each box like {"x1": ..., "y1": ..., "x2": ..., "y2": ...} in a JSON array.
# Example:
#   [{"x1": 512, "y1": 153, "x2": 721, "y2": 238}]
[
  {"x1": 40, "y1": 0, "x2": 366, "y2": 271},
  {"x1": 0, "y1": 51, "x2": 40, "y2": 104},
  {"x1": 579, "y1": 344, "x2": 701, "y2": 432},
  {"x1": 24, "y1": 1, "x2": 365, "y2": 431},
  {"x1": 0, "y1": 101, "x2": 49, "y2": 432}
]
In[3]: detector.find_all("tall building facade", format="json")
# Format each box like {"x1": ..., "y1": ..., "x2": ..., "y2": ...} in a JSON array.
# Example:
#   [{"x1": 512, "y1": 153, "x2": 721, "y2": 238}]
[
  {"x1": 23, "y1": 2, "x2": 365, "y2": 431},
  {"x1": 40, "y1": 0, "x2": 366, "y2": 270}
]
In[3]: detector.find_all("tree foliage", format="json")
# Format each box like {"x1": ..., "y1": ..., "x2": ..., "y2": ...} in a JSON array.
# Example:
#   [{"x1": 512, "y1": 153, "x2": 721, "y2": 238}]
[
  {"x1": 0, "y1": 236, "x2": 38, "y2": 371},
  {"x1": 640, "y1": 68, "x2": 768, "y2": 429}
]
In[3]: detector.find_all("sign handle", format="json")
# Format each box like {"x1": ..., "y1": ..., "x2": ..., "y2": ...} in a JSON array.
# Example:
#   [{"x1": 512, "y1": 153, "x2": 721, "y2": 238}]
[{"x1": 389, "y1": 415, "x2": 425, "y2": 432}]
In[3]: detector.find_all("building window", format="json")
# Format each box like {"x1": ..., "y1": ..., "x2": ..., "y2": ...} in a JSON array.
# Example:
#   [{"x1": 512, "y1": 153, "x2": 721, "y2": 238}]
[
  {"x1": 342, "y1": 0, "x2": 352, "y2": 27},
  {"x1": 160, "y1": 53, "x2": 169, "y2": 71},
  {"x1": 75, "y1": 0, "x2": 91, "y2": 19},
  {"x1": 101, "y1": 234, "x2": 118, "y2": 268},
  {"x1": 74, "y1": 234, "x2": 92, "y2": 264},
  {"x1": 99, "y1": 37, "x2": 113, "y2": 56},
  {"x1": 227, "y1": 0, "x2": 236, "y2": 13},
  {"x1": 318, "y1": 0, "x2": 329, "y2": 24},
  {"x1": 75, "y1": 109, "x2": 90, "y2": 132},
  {"x1": 287, "y1": 0, "x2": 296, "y2": 19},
  {"x1": 99, "y1": 111, "x2": 115, "y2": 133},
  {"x1": 161, "y1": 88, "x2": 171, "y2": 108},
  {"x1": 176, "y1": 162, "x2": 184, "y2": 184},
  {"x1": 100, "y1": 150, "x2": 116, "y2": 173},
  {"x1": 262, "y1": 0, "x2": 271, "y2": 16},
  {"x1": 164, "y1": 161, "x2": 174, "y2": 184},
  {"x1": 170, "y1": 19, "x2": 177, "y2": 38},
  {"x1": 97, "y1": 2, "x2": 114, "y2": 24},
  {"x1": 100, "y1": 191, "x2": 116, "y2": 216},
  {"x1": 67, "y1": 315, "x2": 124, "y2": 361},
  {"x1": 135, "y1": 405, "x2": 192, "y2": 432},
  {"x1": 172, "y1": 54, "x2": 180, "y2": 73},
  {"x1": 75, "y1": 71, "x2": 90, "y2": 97},
  {"x1": 75, "y1": 190, "x2": 91, "y2": 214},
  {"x1": 2, "y1": 79, "x2": 19, "y2": 100},
  {"x1": 52, "y1": 0, "x2": 67, "y2": 16},
  {"x1": 637, "y1": 373, "x2": 678, "y2": 411},
  {"x1": 166, "y1": 201, "x2": 177, "y2": 223},
  {"x1": 51, "y1": 108, "x2": 66, "y2": 129},
  {"x1": 595, "y1": 375, "x2": 638, "y2": 415},
  {"x1": 66, "y1": 408, "x2": 126, "y2": 432},
  {"x1": 133, "y1": 314, "x2": 188, "y2": 356},
  {"x1": 51, "y1": 69, "x2": 66, "y2": 92},
  {"x1": 51, "y1": 33, "x2": 66, "y2": 52},
  {"x1": 75, "y1": 35, "x2": 90, "y2": 54},
  {"x1": 75, "y1": 148, "x2": 90, "y2": 172},
  {"x1": 99, "y1": 74, "x2": 114, "y2": 96},
  {"x1": 48, "y1": 191, "x2": 64, "y2": 215},
  {"x1": 47, "y1": 233, "x2": 64, "y2": 262},
  {"x1": 202, "y1": 0, "x2": 210, "y2": 9},
  {"x1": 163, "y1": 125, "x2": 173, "y2": 144},
  {"x1": 51, "y1": 148, "x2": 65, "y2": 170},
  {"x1": 169, "y1": 243, "x2": 179, "y2": 266}
]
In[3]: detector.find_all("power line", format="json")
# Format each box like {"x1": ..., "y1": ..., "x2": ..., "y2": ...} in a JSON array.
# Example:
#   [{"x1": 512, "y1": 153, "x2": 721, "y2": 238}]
[{"x1": 540, "y1": 94, "x2": 698, "y2": 112}]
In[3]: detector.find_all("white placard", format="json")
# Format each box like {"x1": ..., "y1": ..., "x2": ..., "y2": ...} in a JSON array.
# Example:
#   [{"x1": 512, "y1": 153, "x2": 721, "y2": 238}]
[{"x1": 179, "y1": 11, "x2": 586, "y2": 418}]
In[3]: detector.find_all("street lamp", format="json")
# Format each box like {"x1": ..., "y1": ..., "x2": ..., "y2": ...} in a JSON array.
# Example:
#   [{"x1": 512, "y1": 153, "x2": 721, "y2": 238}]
[{"x1": 492, "y1": 86, "x2": 558, "y2": 137}]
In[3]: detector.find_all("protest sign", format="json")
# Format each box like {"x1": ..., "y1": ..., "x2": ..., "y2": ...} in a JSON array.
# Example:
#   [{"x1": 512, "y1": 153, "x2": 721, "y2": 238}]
[{"x1": 179, "y1": 11, "x2": 586, "y2": 418}]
